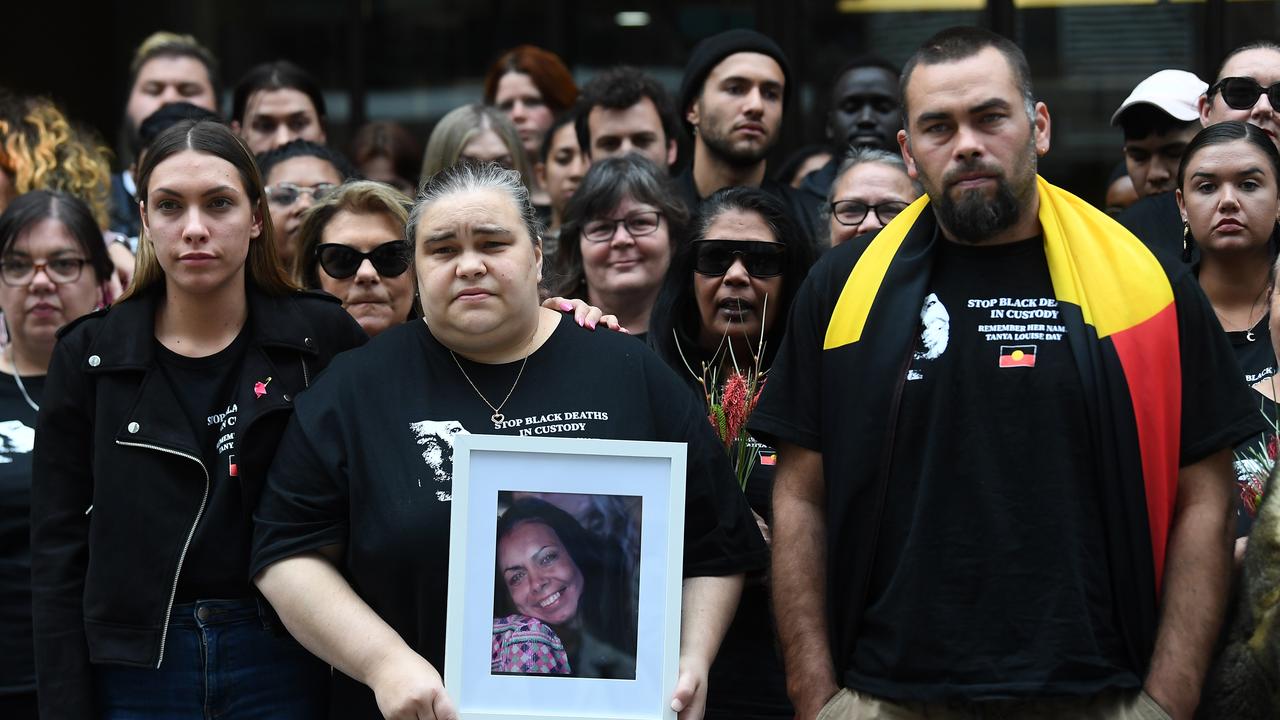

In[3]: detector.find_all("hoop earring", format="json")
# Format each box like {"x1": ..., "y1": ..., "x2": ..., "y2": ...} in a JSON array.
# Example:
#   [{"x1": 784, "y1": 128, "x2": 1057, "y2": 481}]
[{"x1": 1182, "y1": 221, "x2": 1194, "y2": 264}]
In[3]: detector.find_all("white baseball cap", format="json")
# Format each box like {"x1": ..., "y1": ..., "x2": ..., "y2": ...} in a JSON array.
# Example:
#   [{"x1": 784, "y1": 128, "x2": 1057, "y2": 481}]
[{"x1": 1111, "y1": 69, "x2": 1208, "y2": 125}]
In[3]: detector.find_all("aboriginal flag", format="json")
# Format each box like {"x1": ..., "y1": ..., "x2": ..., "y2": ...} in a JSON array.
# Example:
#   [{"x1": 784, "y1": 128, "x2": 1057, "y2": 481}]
[
  {"x1": 818, "y1": 176, "x2": 1181, "y2": 675},
  {"x1": 999, "y1": 345, "x2": 1037, "y2": 368}
]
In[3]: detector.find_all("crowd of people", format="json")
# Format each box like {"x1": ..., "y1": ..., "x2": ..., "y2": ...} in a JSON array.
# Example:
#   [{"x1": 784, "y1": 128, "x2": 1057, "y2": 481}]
[{"x1": 0, "y1": 19, "x2": 1278, "y2": 720}]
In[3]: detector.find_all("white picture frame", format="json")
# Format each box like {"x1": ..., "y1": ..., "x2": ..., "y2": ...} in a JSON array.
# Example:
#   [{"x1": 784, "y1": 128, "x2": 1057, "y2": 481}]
[{"x1": 445, "y1": 434, "x2": 687, "y2": 720}]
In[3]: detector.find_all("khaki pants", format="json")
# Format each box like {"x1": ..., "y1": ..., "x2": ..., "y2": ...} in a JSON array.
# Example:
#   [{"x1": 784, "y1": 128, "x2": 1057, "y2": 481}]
[{"x1": 815, "y1": 688, "x2": 1172, "y2": 720}]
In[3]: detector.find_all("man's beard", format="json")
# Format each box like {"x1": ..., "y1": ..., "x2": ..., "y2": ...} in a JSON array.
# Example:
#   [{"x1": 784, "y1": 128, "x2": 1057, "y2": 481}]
[
  {"x1": 935, "y1": 174, "x2": 1022, "y2": 244},
  {"x1": 700, "y1": 122, "x2": 774, "y2": 168},
  {"x1": 919, "y1": 143, "x2": 1037, "y2": 244}
]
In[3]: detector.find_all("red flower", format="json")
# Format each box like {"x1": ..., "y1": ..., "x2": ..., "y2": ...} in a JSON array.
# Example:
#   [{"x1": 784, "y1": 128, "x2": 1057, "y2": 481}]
[
  {"x1": 1243, "y1": 477, "x2": 1265, "y2": 516},
  {"x1": 721, "y1": 373, "x2": 749, "y2": 442}
]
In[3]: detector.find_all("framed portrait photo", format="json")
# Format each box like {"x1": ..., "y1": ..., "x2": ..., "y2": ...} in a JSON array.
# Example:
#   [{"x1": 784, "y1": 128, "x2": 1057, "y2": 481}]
[{"x1": 445, "y1": 434, "x2": 686, "y2": 720}]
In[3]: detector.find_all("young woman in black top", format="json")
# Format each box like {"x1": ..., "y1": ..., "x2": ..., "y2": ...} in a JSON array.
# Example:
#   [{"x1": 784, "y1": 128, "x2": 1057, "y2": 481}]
[
  {"x1": 30, "y1": 119, "x2": 367, "y2": 719},
  {"x1": 0, "y1": 191, "x2": 112, "y2": 719},
  {"x1": 1175, "y1": 121, "x2": 1280, "y2": 545}
]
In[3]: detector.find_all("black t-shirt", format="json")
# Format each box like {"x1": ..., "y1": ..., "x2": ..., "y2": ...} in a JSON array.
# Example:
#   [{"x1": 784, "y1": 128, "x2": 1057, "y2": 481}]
[
  {"x1": 657, "y1": 363, "x2": 789, "y2": 719},
  {"x1": 251, "y1": 315, "x2": 768, "y2": 719},
  {"x1": 1229, "y1": 318, "x2": 1278, "y2": 538},
  {"x1": 157, "y1": 330, "x2": 253, "y2": 602},
  {"x1": 750, "y1": 232, "x2": 1263, "y2": 702},
  {"x1": 705, "y1": 441, "x2": 791, "y2": 720},
  {"x1": 1229, "y1": 318, "x2": 1275, "y2": 388},
  {"x1": 0, "y1": 372, "x2": 40, "y2": 695},
  {"x1": 1117, "y1": 191, "x2": 1188, "y2": 266},
  {"x1": 852, "y1": 237, "x2": 1134, "y2": 698}
]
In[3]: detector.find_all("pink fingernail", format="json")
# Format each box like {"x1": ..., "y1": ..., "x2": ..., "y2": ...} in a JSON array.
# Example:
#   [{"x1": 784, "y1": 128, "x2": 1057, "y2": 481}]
[
  {"x1": 577, "y1": 317, "x2": 585, "y2": 326},
  {"x1": 560, "y1": 301, "x2": 573, "y2": 311},
  {"x1": 588, "y1": 320, "x2": 597, "y2": 329}
]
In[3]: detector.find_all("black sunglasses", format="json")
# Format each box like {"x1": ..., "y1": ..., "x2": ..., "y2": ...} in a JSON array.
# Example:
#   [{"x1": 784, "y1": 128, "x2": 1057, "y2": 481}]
[
  {"x1": 1211, "y1": 77, "x2": 1280, "y2": 111},
  {"x1": 693, "y1": 240, "x2": 787, "y2": 278},
  {"x1": 316, "y1": 241, "x2": 411, "y2": 279}
]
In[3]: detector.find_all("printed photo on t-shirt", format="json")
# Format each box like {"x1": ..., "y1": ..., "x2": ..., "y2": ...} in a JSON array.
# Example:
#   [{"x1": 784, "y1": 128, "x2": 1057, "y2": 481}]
[{"x1": 491, "y1": 490, "x2": 641, "y2": 680}]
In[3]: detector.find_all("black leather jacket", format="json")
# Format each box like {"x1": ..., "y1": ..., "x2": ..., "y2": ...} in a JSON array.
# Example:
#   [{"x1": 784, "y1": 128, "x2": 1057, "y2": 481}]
[{"x1": 30, "y1": 286, "x2": 366, "y2": 719}]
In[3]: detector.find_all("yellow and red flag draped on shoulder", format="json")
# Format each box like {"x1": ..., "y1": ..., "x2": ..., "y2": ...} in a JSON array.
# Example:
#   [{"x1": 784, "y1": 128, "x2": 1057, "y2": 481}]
[{"x1": 821, "y1": 176, "x2": 1179, "y2": 671}]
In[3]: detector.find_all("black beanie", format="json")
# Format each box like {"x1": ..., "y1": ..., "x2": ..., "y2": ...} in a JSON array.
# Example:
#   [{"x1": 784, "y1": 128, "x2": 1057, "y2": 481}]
[{"x1": 678, "y1": 29, "x2": 792, "y2": 132}]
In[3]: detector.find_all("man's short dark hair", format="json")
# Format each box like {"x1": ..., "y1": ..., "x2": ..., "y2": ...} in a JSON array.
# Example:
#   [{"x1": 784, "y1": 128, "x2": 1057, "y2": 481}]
[
  {"x1": 830, "y1": 54, "x2": 901, "y2": 91},
  {"x1": 1117, "y1": 105, "x2": 1198, "y2": 142},
  {"x1": 231, "y1": 60, "x2": 327, "y2": 125},
  {"x1": 138, "y1": 102, "x2": 223, "y2": 151},
  {"x1": 899, "y1": 27, "x2": 1034, "y2": 124},
  {"x1": 573, "y1": 66, "x2": 681, "y2": 159},
  {"x1": 256, "y1": 139, "x2": 356, "y2": 182}
]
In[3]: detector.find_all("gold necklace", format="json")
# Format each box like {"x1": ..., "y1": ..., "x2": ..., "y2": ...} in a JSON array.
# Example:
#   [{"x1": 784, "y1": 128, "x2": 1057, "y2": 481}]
[{"x1": 450, "y1": 350, "x2": 529, "y2": 428}]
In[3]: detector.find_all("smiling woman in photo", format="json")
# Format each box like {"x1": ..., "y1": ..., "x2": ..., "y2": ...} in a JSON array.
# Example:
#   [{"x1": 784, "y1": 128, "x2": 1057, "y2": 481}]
[{"x1": 491, "y1": 498, "x2": 637, "y2": 679}]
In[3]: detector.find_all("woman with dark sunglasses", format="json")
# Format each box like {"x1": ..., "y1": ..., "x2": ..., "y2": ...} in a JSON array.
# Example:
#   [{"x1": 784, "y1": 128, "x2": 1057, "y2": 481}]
[
  {"x1": 295, "y1": 180, "x2": 634, "y2": 338},
  {"x1": 1201, "y1": 43, "x2": 1280, "y2": 145},
  {"x1": 648, "y1": 186, "x2": 815, "y2": 720},
  {"x1": 295, "y1": 181, "x2": 417, "y2": 337}
]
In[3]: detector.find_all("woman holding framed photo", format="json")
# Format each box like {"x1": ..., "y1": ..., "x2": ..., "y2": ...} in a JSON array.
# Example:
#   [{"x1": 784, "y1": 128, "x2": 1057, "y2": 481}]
[{"x1": 251, "y1": 162, "x2": 766, "y2": 720}]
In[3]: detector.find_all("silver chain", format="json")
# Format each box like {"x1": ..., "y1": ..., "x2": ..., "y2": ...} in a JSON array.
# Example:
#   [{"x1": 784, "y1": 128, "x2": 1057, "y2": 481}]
[
  {"x1": 450, "y1": 350, "x2": 528, "y2": 428},
  {"x1": 8, "y1": 347, "x2": 38, "y2": 412}
]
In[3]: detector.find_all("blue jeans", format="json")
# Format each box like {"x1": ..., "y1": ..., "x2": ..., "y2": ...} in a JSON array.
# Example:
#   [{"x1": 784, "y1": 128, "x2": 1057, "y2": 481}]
[{"x1": 94, "y1": 599, "x2": 330, "y2": 719}]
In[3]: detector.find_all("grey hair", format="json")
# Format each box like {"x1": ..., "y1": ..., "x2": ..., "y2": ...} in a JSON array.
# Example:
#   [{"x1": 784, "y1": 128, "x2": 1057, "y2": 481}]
[
  {"x1": 406, "y1": 162, "x2": 544, "y2": 247},
  {"x1": 822, "y1": 146, "x2": 924, "y2": 220}
]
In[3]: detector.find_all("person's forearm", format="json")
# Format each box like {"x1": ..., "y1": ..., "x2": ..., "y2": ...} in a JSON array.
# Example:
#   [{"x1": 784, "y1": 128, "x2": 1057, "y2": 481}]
[
  {"x1": 771, "y1": 445, "x2": 838, "y2": 718},
  {"x1": 255, "y1": 551, "x2": 417, "y2": 684},
  {"x1": 669, "y1": 573, "x2": 744, "y2": 719},
  {"x1": 679, "y1": 573, "x2": 744, "y2": 669},
  {"x1": 1145, "y1": 450, "x2": 1234, "y2": 719}
]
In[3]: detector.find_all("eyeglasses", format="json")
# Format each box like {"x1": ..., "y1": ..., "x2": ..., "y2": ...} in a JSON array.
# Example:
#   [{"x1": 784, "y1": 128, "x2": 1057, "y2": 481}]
[
  {"x1": 830, "y1": 200, "x2": 909, "y2": 227},
  {"x1": 1210, "y1": 77, "x2": 1280, "y2": 111},
  {"x1": 0, "y1": 257, "x2": 87, "y2": 286},
  {"x1": 582, "y1": 211, "x2": 662, "y2": 243},
  {"x1": 693, "y1": 240, "x2": 787, "y2": 278},
  {"x1": 316, "y1": 242, "x2": 411, "y2": 279},
  {"x1": 265, "y1": 182, "x2": 337, "y2": 206}
]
